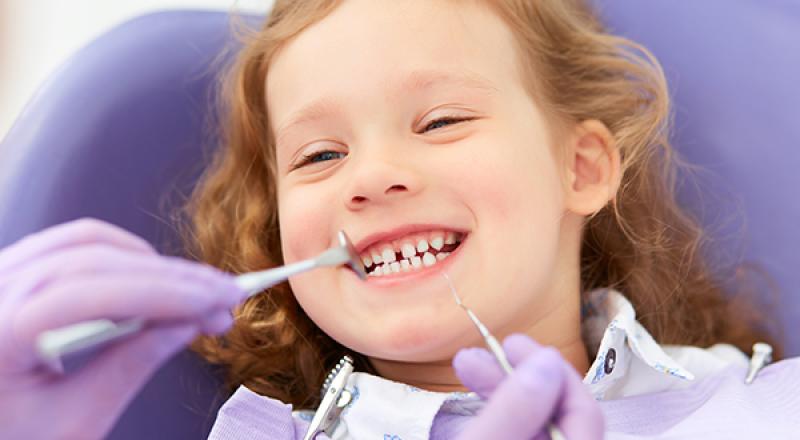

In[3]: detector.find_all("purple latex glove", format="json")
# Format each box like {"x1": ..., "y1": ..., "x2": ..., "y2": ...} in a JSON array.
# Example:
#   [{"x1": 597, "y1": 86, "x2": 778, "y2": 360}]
[
  {"x1": 0, "y1": 218, "x2": 246, "y2": 439},
  {"x1": 454, "y1": 334, "x2": 604, "y2": 440}
]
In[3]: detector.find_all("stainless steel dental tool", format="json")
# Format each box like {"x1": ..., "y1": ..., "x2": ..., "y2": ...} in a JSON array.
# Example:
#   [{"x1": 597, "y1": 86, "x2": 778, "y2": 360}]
[
  {"x1": 442, "y1": 272, "x2": 566, "y2": 440},
  {"x1": 36, "y1": 231, "x2": 366, "y2": 374},
  {"x1": 443, "y1": 272, "x2": 513, "y2": 374},
  {"x1": 303, "y1": 355, "x2": 355, "y2": 440}
]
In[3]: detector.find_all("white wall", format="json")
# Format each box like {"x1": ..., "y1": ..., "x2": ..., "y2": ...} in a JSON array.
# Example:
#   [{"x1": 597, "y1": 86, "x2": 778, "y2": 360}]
[{"x1": 0, "y1": 0, "x2": 273, "y2": 141}]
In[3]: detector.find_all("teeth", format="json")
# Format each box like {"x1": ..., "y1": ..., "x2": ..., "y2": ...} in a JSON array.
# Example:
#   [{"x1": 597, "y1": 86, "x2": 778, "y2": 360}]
[
  {"x1": 381, "y1": 246, "x2": 397, "y2": 263},
  {"x1": 401, "y1": 242, "x2": 416, "y2": 259},
  {"x1": 360, "y1": 230, "x2": 465, "y2": 278},
  {"x1": 430, "y1": 235, "x2": 444, "y2": 250},
  {"x1": 365, "y1": 251, "x2": 456, "y2": 279}
]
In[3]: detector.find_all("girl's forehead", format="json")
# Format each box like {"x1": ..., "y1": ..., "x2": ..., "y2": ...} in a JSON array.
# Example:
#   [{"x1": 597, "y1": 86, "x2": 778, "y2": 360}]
[{"x1": 266, "y1": 0, "x2": 522, "y2": 125}]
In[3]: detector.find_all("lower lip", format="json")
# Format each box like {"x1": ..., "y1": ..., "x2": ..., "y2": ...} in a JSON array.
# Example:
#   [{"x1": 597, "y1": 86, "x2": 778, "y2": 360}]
[{"x1": 352, "y1": 235, "x2": 468, "y2": 287}]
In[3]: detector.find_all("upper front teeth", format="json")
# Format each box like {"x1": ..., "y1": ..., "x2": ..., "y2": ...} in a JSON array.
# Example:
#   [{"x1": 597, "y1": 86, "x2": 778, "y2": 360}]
[{"x1": 381, "y1": 247, "x2": 396, "y2": 263}]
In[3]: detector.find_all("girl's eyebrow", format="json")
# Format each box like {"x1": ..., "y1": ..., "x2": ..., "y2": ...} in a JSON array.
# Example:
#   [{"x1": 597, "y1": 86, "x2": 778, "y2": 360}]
[
  {"x1": 399, "y1": 69, "x2": 499, "y2": 95},
  {"x1": 274, "y1": 70, "x2": 498, "y2": 146},
  {"x1": 274, "y1": 96, "x2": 342, "y2": 148}
]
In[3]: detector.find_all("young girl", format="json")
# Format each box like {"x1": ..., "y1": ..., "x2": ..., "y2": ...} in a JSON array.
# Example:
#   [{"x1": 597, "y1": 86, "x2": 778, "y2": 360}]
[
  {"x1": 178, "y1": 0, "x2": 800, "y2": 440},
  {"x1": 3, "y1": 0, "x2": 797, "y2": 438},
  {"x1": 181, "y1": 0, "x2": 796, "y2": 438}
]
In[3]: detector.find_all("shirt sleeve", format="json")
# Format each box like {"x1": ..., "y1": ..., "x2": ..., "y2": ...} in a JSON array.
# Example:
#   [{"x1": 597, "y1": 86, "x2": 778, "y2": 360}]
[{"x1": 207, "y1": 385, "x2": 298, "y2": 440}]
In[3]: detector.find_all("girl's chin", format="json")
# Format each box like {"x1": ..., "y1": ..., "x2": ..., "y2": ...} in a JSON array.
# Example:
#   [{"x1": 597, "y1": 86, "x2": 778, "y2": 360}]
[{"x1": 340, "y1": 321, "x2": 473, "y2": 362}]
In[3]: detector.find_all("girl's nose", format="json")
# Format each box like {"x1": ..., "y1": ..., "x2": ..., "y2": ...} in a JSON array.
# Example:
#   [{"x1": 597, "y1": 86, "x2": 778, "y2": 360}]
[{"x1": 343, "y1": 158, "x2": 424, "y2": 210}]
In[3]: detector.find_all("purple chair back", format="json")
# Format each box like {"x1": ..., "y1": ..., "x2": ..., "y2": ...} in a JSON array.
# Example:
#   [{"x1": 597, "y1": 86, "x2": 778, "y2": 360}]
[
  {"x1": 0, "y1": 4, "x2": 798, "y2": 438},
  {"x1": 595, "y1": 0, "x2": 800, "y2": 355},
  {"x1": 0, "y1": 11, "x2": 261, "y2": 439}
]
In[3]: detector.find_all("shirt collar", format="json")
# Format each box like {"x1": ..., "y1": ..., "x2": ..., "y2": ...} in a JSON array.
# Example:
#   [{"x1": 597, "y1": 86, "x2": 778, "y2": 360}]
[{"x1": 581, "y1": 288, "x2": 695, "y2": 399}]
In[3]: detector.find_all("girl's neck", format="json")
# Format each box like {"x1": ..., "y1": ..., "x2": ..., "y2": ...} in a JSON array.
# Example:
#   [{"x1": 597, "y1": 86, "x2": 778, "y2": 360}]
[
  {"x1": 368, "y1": 297, "x2": 590, "y2": 393},
  {"x1": 369, "y1": 335, "x2": 589, "y2": 393}
]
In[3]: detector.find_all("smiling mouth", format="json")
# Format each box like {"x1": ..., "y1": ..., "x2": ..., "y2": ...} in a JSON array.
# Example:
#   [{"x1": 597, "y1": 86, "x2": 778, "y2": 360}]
[{"x1": 360, "y1": 231, "x2": 465, "y2": 277}]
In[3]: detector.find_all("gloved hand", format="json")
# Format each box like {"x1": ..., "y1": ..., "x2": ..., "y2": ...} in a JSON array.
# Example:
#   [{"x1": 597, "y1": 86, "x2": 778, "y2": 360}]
[
  {"x1": 453, "y1": 333, "x2": 605, "y2": 439},
  {"x1": 0, "y1": 218, "x2": 246, "y2": 440}
]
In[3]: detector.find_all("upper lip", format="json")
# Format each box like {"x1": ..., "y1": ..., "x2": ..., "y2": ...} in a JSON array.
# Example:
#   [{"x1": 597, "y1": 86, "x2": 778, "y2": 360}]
[{"x1": 352, "y1": 223, "x2": 468, "y2": 254}]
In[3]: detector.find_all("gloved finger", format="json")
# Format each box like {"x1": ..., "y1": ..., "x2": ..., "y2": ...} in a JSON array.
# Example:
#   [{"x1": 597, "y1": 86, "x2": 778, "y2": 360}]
[
  {"x1": 502, "y1": 333, "x2": 543, "y2": 367},
  {"x1": 13, "y1": 244, "x2": 229, "y2": 300},
  {"x1": 460, "y1": 347, "x2": 565, "y2": 440},
  {"x1": 453, "y1": 347, "x2": 506, "y2": 399},
  {"x1": 0, "y1": 218, "x2": 155, "y2": 275},
  {"x1": 552, "y1": 354, "x2": 605, "y2": 438},
  {"x1": 53, "y1": 323, "x2": 199, "y2": 440},
  {"x1": 453, "y1": 334, "x2": 545, "y2": 399},
  {"x1": 505, "y1": 335, "x2": 605, "y2": 438},
  {"x1": 201, "y1": 308, "x2": 236, "y2": 335},
  {"x1": 11, "y1": 272, "x2": 243, "y2": 354}
]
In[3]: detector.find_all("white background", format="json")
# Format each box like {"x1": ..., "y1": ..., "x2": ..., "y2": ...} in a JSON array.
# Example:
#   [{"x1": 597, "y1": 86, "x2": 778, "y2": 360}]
[{"x1": 0, "y1": 0, "x2": 273, "y2": 142}]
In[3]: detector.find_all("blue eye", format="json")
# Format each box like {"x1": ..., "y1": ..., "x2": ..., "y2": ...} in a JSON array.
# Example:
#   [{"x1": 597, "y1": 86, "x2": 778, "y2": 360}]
[{"x1": 293, "y1": 150, "x2": 346, "y2": 170}]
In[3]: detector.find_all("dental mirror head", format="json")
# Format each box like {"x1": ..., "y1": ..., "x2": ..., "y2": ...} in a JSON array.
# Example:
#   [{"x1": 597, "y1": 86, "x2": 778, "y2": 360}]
[{"x1": 338, "y1": 230, "x2": 367, "y2": 280}]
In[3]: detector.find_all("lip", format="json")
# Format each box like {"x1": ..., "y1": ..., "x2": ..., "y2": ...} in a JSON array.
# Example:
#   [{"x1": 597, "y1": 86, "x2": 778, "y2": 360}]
[
  {"x1": 353, "y1": 223, "x2": 469, "y2": 254},
  {"x1": 346, "y1": 233, "x2": 469, "y2": 287}
]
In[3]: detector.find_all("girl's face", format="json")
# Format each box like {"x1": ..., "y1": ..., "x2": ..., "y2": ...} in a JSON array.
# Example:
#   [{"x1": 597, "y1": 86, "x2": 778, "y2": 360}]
[{"x1": 269, "y1": 0, "x2": 578, "y2": 374}]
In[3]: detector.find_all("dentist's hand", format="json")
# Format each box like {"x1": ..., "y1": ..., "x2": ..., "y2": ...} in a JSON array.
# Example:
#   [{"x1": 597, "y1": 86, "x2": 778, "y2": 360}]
[
  {"x1": 0, "y1": 218, "x2": 246, "y2": 440},
  {"x1": 453, "y1": 334, "x2": 605, "y2": 439}
]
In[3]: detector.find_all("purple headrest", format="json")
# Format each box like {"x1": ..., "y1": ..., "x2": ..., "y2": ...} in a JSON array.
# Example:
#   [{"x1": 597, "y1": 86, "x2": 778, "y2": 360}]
[
  {"x1": 0, "y1": 11, "x2": 259, "y2": 439},
  {"x1": 596, "y1": 0, "x2": 800, "y2": 354}
]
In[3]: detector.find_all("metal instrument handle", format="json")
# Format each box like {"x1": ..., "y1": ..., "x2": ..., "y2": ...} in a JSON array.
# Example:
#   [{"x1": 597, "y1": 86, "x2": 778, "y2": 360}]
[{"x1": 36, "y1": 259, "x2": 318, "y2": 374}]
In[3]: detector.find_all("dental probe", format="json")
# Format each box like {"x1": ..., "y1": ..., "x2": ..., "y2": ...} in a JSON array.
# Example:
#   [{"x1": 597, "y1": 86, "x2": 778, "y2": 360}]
[
  {"x1": 36, "y1": 231, "x2": 366, "y2": 374},
  {"x1": 442, "y1": 272, "x2": 566, "y2": 440},
  {"x1": 443, "y1": 272, "x2": 513, "y2": 374}
]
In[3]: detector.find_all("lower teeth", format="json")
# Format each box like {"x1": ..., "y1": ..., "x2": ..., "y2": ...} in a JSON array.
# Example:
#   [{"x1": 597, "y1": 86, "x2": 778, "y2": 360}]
[{"x1": 368, "y1": 251, "x2": 452, "y2": 277}]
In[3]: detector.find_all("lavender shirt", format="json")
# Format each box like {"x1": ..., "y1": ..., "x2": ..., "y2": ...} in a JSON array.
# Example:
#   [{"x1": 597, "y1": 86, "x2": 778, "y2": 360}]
[
  {"x1": 209, "y1": 359, "x2": 800, "y2": 439},
  {"x1": 208, "y1": 290, "x2": 800, "y2": 438}
]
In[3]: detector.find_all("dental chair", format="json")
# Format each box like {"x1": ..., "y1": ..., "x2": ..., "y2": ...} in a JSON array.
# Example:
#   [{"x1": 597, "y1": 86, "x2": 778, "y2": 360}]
[{"x1": 0, "y1": 3, "x2": 797, "y2": 438}]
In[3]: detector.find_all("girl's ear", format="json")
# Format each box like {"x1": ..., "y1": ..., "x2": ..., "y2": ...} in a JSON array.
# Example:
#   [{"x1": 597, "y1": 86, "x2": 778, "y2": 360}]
[{"x1": 561, "y1": 120, "x2": 621, "y2": 216}]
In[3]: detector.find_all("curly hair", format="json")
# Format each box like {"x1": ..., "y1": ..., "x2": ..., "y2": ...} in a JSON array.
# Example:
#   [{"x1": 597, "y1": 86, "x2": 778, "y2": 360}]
[{"x1": 181, "y1": 0, "x2": 782, "y2": 409}]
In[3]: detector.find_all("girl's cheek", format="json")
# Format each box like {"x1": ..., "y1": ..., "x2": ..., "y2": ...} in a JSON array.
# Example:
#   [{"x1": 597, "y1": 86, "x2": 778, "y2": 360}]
[
  {"x1": 447, "y1": 143, "x2": 558, "y2": 222},
  {"x1": 277, "y1": 185, "x2": 332, "y2": 262}
]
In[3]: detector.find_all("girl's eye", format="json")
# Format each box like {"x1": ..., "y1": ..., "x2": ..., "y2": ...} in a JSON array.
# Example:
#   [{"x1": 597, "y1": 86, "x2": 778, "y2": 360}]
[
  {"x1": 421, "y1": 116, "x2": 473, "y2": 133},
  {"x1": 292, "y1": 150, "x2": 346, "y2": 170}
]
